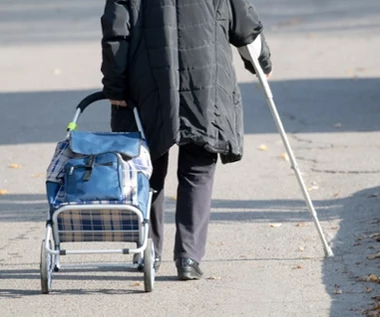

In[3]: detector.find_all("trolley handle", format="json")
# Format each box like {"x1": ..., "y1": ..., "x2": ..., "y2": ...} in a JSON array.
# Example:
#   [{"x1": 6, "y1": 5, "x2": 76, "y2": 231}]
[
  {"x1": 76, "y1": 91, "x2": 107, "y2": 112},
  {"x1": 67, "y1": 91, "x2": 145, "y2": 140}
]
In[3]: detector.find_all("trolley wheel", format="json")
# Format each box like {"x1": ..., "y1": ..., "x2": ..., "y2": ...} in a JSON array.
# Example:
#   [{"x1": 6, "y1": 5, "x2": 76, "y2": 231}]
[
  {"x1": 40, "y1": 240, "x2": 53, "y2": 294},
  {"x1": 143, "y1": 238, "x2": 155, "y2": 292}
]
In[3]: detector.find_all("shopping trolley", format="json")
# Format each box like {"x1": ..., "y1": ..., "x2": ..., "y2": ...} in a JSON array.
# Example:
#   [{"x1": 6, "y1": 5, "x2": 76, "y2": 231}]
[{"x1": 40, "y1": 92, "x2": 155, "y2": 293}]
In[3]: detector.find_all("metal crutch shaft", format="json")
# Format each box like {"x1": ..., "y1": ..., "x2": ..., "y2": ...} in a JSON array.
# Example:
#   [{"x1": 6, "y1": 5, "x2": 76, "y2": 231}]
[{"x1": 246, "y1": 45, "x2": 333, "y2": 257}]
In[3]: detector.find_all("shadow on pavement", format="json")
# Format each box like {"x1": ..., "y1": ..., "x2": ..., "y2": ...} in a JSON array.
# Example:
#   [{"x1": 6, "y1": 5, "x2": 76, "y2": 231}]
[
  {"x1": 0, "y1": 287, "x2": 144, "y2": 298},
  {"x1": 1, "y1": 77, "x2": 380, "y2": 145},
  {"x1": 1, "y1": 189, "x2": 379, "y2": 308},
  {"x1": 322, "y1": 186, "x2": 380, "y2": 316},
  {"x1": 0, "y1": 192, "x2": 336, "y2": 224},
  {"x1": 0, "y1": 267, "x2": 148, "y2": 297}
]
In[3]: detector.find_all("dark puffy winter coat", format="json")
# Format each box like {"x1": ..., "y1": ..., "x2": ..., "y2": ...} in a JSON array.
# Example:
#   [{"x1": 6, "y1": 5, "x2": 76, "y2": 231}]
[{"x1": 101, "y1": 0, "x2": 271, "y2": 163}]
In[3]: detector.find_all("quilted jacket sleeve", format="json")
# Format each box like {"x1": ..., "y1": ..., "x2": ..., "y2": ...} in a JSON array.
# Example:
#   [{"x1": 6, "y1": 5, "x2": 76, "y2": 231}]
[
  {"x1": 229, "y1": 0, "x2": 272, "y2": 74},
  {"x1": 101, "y1": 0, "x2": 131, "y2": 100}
]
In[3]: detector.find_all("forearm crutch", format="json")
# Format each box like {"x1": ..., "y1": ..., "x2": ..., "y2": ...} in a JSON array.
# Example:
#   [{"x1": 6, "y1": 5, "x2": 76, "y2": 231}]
[{"x1": 240, "y1": 38, "x2": 334, "y2": 257}]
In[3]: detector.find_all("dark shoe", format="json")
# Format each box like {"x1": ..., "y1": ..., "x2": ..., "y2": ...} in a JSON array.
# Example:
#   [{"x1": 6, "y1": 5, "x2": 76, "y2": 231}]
[{"x1": 175, "y1": 258, "x2": 203, "y2": 280}]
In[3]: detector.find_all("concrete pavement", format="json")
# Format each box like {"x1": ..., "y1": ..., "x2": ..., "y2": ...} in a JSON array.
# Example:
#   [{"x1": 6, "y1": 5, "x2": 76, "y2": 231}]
[{"x1": 0, "y1": 0, "x2": 380, "y2": 316}]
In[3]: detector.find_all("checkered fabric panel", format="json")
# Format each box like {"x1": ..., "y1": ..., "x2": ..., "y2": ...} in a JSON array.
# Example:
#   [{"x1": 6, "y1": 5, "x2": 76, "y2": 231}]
[
  {"x1": 57, "y1": 209, "x2": 140, "y2": 243},
  {"x1": 127, "y1": 143, "x2": 153, "y2": 178},
  {"x1": 46, "y1": 139, "x2": 78, "y2": 183}
]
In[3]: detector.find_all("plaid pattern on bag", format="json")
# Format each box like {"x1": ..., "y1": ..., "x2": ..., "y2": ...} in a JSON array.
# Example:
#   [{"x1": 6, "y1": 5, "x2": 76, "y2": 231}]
[
  {"x1": 56, "y1": 209, "x2": 140, "y2": 243},
  {"x1": 47, "y1": 139, "x2": 78, "y2": 184}
]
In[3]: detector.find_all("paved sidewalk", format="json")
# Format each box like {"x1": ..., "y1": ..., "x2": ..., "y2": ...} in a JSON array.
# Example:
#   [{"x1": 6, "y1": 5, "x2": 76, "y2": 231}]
[{"x1": 0, "y1": 1, "x2": 380, "y2": 316}]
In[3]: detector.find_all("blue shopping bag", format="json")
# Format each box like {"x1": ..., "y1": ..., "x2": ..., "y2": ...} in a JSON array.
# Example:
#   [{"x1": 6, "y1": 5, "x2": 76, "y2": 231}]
[{"x1": 63, "y1": 131, "x2": 141, "y2": 203}]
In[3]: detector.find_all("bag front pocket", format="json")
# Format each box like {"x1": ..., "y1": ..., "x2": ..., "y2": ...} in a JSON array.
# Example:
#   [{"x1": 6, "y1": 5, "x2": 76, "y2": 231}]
[{"x1": 64, "y1": 152, "x2": 124, "y2": 202}]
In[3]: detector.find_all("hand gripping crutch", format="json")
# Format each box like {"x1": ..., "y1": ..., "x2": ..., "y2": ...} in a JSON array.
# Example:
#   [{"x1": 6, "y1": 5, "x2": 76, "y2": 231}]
[{"x1": 239, "y1": 37, "x2": 333, "y2": 257}]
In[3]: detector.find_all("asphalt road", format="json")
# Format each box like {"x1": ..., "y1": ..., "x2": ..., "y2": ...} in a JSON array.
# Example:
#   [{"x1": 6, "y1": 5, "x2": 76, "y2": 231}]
[{"x1": 0, "y1": 1, "x2": 380, "y2": 316}]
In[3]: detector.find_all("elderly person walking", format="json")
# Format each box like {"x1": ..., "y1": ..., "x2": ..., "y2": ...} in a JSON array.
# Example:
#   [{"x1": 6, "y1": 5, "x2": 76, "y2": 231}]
[{"x1": 101, "y1": 0, "x2": 272, "y2": 280}]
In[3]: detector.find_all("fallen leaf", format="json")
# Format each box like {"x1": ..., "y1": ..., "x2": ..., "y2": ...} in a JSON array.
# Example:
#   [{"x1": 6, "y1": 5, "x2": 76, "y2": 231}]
[
  {"x1": 295, "y1": 265, "x2": 303, "y2": 269},
  {"x1": 32, "y1": 173, "x2": 42, "y2": 178},
  {"x1": 259, "y1": 144, "x2": 268, "y2": 151},
  {"x1": 373, "y1": 304, "x2": 380, "y2": 311},
  {"x1": 366, "y1": 287, "x2": 373, "y2": 293},
  {"x1": 369, "y1": 274, "x2": 378, "y2": 282},
  {"x1": 331, "y1": 226, "x2": 339, "y2": 230},
  {"x1": 332, "y1": 123, "x2": 342, "y2": 129},
  {"x1": 298, "y1": 247, "x2": 304, "y2": 252},
  {"x1": 0, "y1": 189, "x2": 8, "y2": 195},
  {"x1": 280, "y1": 152, "x2": 290, "y2": 161},
  {"x1": 368, "y1": 252, "x2": 380, "y2": 260},
  {"x1": 53, "y1": 68, "x2": 62, "y2": 75},
  {"x1": 9, "y1": 163, "x2": 22, "y2": 169},
  {"x1": 333, "y1": 289, "x2": 342, "y2": 294},
  {"x1": 370, "y1": 233, "x2": 380, "y2": 239},
  {"x1": 363, "y1": 306, "x2": 380, "y2": 317},
  {"x1": 346, "y1": 68, "x2": 355, "y2": 76},
  {"x1": 130, "y1": 282, "x2": 143, "y2": 287},
  {"x1": 296, "y1": 222, "x2": 307, "y2": 227},
  {"x1": 270, "y1": 223, "x2": 282, "y2": 228},
  {"x1": 307, "y1": 185, "x2": 319, "y2": 192},
  {"x1": 207, "y1": 276, "x2": 222, "y2": 280},
  {"x1": 333, "y1": 193, "x2": 340, "y2": 198}
]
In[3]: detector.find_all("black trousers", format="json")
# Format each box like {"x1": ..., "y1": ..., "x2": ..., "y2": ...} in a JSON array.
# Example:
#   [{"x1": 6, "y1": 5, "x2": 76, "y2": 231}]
[
  {"x1": 150, "y1": 144, "x2": 217, "y2": 263},
  {"x1": 110, "y1": 107, "x2": 216, "y2": 262}
]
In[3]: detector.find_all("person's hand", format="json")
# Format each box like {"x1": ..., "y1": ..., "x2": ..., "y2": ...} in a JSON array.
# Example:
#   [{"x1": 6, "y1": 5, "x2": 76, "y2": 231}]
[
  {"x1": 110, "y1": 99, "x2": 127, "y2": 107},
  {"x1": 266, "y1": 72, "x2": 272, "y2": 79}
]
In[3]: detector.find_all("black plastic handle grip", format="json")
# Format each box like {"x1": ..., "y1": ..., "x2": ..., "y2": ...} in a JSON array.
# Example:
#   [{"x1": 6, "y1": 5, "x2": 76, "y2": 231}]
[
  {"x1": 76, "y1": 91, "x2": 106, "y2": 112},
  {"x1": 76, "y1": 91, "x2": 136, "y2": 113}
]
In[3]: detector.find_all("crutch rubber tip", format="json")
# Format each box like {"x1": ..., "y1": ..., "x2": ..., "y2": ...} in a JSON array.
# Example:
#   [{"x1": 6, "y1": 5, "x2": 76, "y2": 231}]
[{"x1": 324, "y1": 248, "x2": 334, "y2": 257}]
